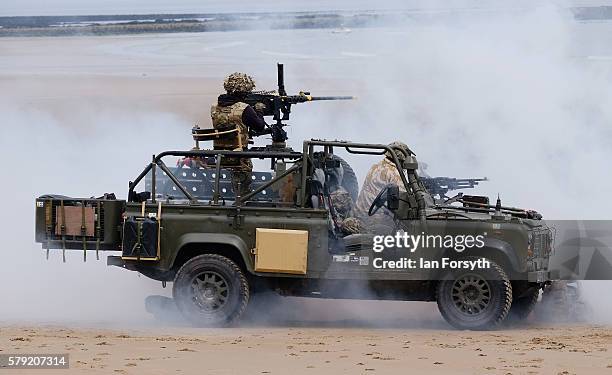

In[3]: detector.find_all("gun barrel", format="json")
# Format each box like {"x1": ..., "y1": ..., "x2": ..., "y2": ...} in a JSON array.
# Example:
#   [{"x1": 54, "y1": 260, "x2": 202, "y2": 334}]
[
  {"x1": 455, "y1": 178, "x2": 487, "y2": 182},
  {"x1": 309, "y1": 96, "x2": 355, "y2": 101}
]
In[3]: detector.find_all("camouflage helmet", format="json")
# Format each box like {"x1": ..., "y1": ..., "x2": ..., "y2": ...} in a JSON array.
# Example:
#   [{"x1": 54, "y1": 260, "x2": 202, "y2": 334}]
[
  {"x1": 385, "y1": 141, "x2": 412, "y2": 164},
  {"x1": 223, "y1": 72, "x2": 256, "y2": 94}
]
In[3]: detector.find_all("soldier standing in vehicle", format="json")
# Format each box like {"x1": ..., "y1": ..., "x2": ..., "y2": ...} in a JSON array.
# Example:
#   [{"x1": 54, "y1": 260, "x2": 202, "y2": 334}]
[
  {"x1": 354, "y1": 141, "x2": 411, "y2": 231},
  {"x1": 211, "y1": 72, "x2": 268, "y2": 196}
]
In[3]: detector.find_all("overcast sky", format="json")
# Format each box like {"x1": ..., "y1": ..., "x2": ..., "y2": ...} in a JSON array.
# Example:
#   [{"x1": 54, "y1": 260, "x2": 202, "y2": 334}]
[{"x1": 2, "y1": 0, "x2": 611, "y2": 17}]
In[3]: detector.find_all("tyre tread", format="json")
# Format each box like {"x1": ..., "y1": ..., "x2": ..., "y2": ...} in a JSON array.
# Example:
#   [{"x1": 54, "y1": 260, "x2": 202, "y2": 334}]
[
  {"x1": 173, "y1": 254, "x2": 249, "y2": 326},
  {"x1": 436, "y1": 257, "x2": 512, "y2": 330}
]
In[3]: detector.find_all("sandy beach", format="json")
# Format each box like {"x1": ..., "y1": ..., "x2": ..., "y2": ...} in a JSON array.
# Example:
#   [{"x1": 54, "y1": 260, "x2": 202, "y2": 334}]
[{"x1": 1, "y1": 323, "x2": 611, "y2": 374}]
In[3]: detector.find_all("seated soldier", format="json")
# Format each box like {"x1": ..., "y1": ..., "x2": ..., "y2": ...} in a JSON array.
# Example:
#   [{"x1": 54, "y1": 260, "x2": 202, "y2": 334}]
[
  {"x1": 326, "y1": 162, "x2": 364, "y2": 236},
  {"x1": 177, "y1": 148, "x2": 215, "y2": 169},
  {"x1": 354, "y1": 141, "x2": 411, "y2": 233}
]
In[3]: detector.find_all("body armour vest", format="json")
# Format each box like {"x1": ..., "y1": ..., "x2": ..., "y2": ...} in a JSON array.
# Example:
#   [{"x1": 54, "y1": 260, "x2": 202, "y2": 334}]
[{"x1": 210, "y1": 102, "x2": 249, "y2": 151}]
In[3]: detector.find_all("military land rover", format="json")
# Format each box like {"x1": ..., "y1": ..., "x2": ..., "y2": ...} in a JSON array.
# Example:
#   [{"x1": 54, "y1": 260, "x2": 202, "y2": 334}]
[{"x1": 34, "y1": 139, "x2": 553, "y2": 330}]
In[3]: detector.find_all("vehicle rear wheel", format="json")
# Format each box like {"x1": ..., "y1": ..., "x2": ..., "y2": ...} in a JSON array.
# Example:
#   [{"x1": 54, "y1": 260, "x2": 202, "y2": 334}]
[
  {"x1": 436, "y1": 257, "x2": 512, "y2": 330},
  {"x1": 173, "y1": 254, "x2": 249, "y2": 327}
]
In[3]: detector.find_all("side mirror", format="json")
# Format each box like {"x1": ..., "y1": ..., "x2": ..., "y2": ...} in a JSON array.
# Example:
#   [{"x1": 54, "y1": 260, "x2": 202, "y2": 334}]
[{"x1": 386, "y1": 185, "x2": 400, "y2": 210}]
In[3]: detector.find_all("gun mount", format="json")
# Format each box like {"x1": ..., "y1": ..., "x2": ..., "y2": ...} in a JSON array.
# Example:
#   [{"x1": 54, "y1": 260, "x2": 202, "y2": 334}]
[{"x1": 422, "y1": 176, "x2": 488, "y2": 201}]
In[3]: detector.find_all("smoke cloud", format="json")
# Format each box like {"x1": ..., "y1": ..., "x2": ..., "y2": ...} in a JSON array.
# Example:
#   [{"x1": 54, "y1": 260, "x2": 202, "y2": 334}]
[
  {"x1": 282, "y1": 2, "x2": 612, "y2": 322},
  {"x1": 0, "y1": 101, "x2": 187, "y2": 326}
]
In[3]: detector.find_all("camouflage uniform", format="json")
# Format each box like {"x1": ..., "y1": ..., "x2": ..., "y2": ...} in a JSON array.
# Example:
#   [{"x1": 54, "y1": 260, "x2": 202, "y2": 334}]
[
  {"x1": 340, "y1": 217, "x2": 365, "y2": 236},
  {"x1": 354, "y1": 157, "x2": 407, "y2": 231},
  {"x1": 330, "y1": 187, "x2": 353, "y2": 220},
  {"x1": 177, "y1": 148, "x2": 215, "y2": 169},
  {"x1": 330, "y1": 187, "x2": 364, "y2": 235},
  {"x1": 210, "y1": 73, "x2": 257, "y2": 196}
]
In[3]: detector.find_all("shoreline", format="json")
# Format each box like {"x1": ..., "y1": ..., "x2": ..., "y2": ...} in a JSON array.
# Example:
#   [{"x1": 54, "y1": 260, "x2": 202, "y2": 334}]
[{"x1": 2, "y1": 6, "x2": 612, "y2": 38}]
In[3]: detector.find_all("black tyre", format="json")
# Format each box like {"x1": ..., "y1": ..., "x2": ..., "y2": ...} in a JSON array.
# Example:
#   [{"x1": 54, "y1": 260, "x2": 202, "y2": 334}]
[
  {"x1": 508, "y1": 287, "x2": 539, "y2": 321},
  {"x1": 173, "y1": 254, "x2": 249, "y2": 327},
  {"x1": 436, "y1": 257, "x2": 512, "y2": 330},
  {"x1": 332, "y1": 155, "x2": 359, "y2": 202}
]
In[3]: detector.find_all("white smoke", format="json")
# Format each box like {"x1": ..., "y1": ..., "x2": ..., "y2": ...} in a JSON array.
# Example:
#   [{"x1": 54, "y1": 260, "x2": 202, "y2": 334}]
[
  {"x1": 282, "y1": 3, "x2": 612, "y2": 322},
  {"x1": 285, "y1": 4, "x2": 612, "y2": 220},
  {"x1": 0, "y1": 100, "x2": 188, "y2": 326}
]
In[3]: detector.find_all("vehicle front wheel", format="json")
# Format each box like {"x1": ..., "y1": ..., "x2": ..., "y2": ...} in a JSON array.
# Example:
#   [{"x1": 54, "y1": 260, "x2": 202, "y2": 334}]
[
  {"x1": 436, "y1": 257, "x2": 512, "y2": 330},
  {"x1": 173, "y1": 254, "x2": 249, "y2": 327}
]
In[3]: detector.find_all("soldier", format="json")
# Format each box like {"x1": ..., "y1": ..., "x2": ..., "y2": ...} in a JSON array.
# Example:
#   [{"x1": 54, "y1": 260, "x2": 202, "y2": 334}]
[
  {"x1": 211, "y1": 72, "x2": 268, "y2": 196},
  {"x1": 177, "y1": 147, "x2": 215, "y2": 169},
  {"x1": 330, "y1": 187, "x2": 364, "y2": 235},
  {"x1": 327, "y1": 164, "x2": 364, "y2": 235},
  {"x1": 354, "y1": 141, "x2": 411, "y2": 232}
]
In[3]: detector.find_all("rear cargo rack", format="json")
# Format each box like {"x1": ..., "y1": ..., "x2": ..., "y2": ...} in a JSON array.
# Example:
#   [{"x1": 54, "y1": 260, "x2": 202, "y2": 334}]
[{"x1": 35, "y1": 197, "x2": 124, "y2": 261}]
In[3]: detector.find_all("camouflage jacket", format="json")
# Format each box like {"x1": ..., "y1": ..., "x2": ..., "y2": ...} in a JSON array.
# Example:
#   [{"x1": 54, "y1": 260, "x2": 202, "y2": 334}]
[
  {"x1": 210, "y1": 101, "x2": 249, "y2": 151},
  {"x1": 354, "y1": 158, "x2": 406, "y2": 220}
]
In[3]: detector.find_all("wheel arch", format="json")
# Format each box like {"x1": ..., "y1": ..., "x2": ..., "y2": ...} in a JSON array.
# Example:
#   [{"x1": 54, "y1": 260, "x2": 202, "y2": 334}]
[
  {"x1": 447, "y1": 238, "x2": 523, "y2": 277},
  {"x1": 171, "y1": 233, "x2": 253, "y2": 274}
]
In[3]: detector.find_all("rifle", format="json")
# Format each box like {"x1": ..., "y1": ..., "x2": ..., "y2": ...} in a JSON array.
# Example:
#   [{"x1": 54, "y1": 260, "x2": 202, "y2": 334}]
[
  {"x1": 244, "y1": 63, "x2": 354, "y2": 146},
  {"x1": 421, "y1": 177, "x2": 488, "y2": 200}
]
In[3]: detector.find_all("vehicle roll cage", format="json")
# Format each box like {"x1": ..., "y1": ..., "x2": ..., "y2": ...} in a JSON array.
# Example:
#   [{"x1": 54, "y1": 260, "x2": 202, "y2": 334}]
[{"x1": 128, "y1": 140, "x2": 418, "y2": 209}]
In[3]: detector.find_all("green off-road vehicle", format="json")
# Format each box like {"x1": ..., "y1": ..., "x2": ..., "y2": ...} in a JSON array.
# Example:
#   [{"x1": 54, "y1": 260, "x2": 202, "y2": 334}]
[{"x1": 34, "y1": 139, "x2": 553, "y2": 330}]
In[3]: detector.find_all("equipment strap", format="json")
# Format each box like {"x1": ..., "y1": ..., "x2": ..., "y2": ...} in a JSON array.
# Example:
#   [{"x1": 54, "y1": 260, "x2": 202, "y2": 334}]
[
  {"x1": 81, "y1": 200, "x2": 87, "y2": 262},
  {"x1": 45, "y1": 199, "x2": 52, "y2": 260},
  {"x1": 156, "y1": 201, "x2": 162, "y2": 259},
  {"x1": 133, "y1": 221, "x2": 142, "y2": 261},
  {"x1": 95, "y1": 200, "x2": 101, "y2": 261},
  {"x1": 60, "y1": 200, "x2": 66, "y2": 263}
]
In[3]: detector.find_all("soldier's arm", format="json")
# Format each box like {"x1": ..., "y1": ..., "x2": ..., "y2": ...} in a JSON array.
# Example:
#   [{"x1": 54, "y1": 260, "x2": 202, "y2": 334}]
[
  {"x1": 242, "y1": 106, "x2": 267, "y2": 133},
  {"x1": 381, "y1": 161, "x2": 408, "y2": 192}
]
